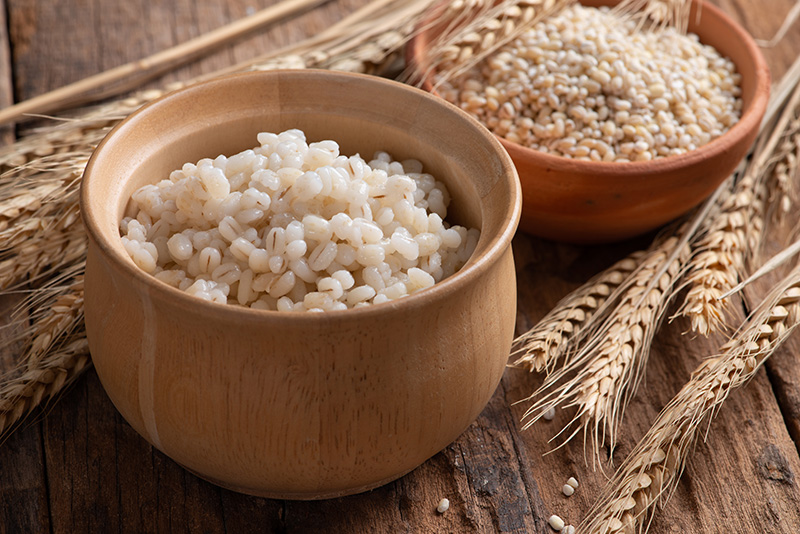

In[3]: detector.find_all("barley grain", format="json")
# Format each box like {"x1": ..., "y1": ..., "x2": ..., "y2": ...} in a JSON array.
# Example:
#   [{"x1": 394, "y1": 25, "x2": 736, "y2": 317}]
[
  {"x1": 548, "y1": 514, "x2": 565, "y2": 531},
  {"x1": 436, "y1": 498, "x2": 450, "y2": 513}
]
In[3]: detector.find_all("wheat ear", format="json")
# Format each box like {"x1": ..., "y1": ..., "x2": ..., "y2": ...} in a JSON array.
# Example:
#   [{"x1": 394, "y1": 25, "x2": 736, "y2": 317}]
[
  {"x1": 519, "y1": 232, "x2": 691, "y2": 456},
  {"x1": 675, "y1": 175, "x2": 766, "y2": 335},
  {"x1": 611, "y1": 0, "x2": 693, "y2": 31},
  {"x1": 412, "y1": 0, "x2": 572, "y2": 87},
  {"x1": 0, "y1": 265, "x2": 87, "y2": 435},
  {"x1": 511, "y1": 251, "x2": 646, "y2": 374},
  {"x1": 0, "y1": 338, "x2": 90, "y2": 436},
  {"x1": 0, "y1": 191, "x2": 85, "y2": 289},
  {"x1": 677, "y1": 81, "x2": 800, "y2": 335},
  {"x1": 767, "y1": 121, "x2": 800, "y2": 222},
  {"x1": 580, "y1": 266, "x2": 800, "y2": 534}
]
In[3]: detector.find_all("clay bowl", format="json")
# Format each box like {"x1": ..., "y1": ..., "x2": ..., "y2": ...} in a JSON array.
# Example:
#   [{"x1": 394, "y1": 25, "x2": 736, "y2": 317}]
[
  {"x1": 407, "y1": 0, "x2": 770, "y2": 243},
  {"x1": 80, "y1": 70, "x2": 521, "y2": 499}
]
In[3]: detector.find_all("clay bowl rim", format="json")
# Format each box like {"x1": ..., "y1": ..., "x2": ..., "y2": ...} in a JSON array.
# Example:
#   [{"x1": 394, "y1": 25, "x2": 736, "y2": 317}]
[
  {"x1": 80, "y1": 69, "x2": 522, "y2": 326},
  {"x1": 405, "y1": 0, "x2": 771, "y2": 180}
]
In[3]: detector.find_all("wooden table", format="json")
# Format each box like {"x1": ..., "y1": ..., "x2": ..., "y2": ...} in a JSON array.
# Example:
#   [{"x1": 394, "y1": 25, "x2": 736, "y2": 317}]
[{"x1": 2, "y1": 1, "x2": 800, "y2": 532}]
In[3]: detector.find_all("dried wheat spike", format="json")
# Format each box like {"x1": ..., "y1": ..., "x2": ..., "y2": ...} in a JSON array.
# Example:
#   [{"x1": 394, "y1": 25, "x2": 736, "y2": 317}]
[
  {"x1": 612, "y1": 0, "x2": 693, "y2": 31},
  {"x1": 0, "y1": 336, "x2": 90, "y2": 436},
  {"x1": 0, "y1": 199, "x2": 86, "y2": 289},
  {"x1": 581, "y1": 268, "x2": 800, "y2": 534},
  {"x1": 23, "y1": 272, "x2": 85, "y2": 370},
  {"x1": 521, "y1": 234, "x2": 691, "y2": 455},
  {"x1": 0, "y1": 263, "x2": 86, "y2": 432},
  {"x1": 425, "y1": 0, "x2": 567, "y2": 85},
  {"x1": 512, "y1": 251, "x2": 646, "y2": 374},
  {"x1": 0, "y1": 151, "x2": 90, "y2": 233},
  {"x1": 767, "y1": 122, "x2": 800, "y2": 221},
  {"x1": 677, "y1": 175, "x2": 767, "y2": 335}
]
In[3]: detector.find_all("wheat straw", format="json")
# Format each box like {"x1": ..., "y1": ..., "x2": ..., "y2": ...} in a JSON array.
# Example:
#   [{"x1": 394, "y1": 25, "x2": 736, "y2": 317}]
[
  {"x1": 0, "y1": 264, "x2": 87, "y2": 436},
  {"x1": 581, "y1": 265, "x2": 800, "y2": 534},
  {"x1": 677, "y1": 81, "x2": 800, "y2": 335},
  {"x1": 0, "y1": 338, "x2": 89, "y2": 437},
  {"x1": 675, "y1": 175, "x2": 766, "y2": 334}
]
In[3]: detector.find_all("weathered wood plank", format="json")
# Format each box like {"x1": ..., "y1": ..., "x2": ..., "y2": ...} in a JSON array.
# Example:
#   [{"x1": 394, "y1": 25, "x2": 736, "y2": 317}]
[
  {"x1": 767, "y1": 339, "x2": 800, "y2": 457},
  {"x1": 0, "y1": 0, "x2": 13, "y2": 144},
  {"x1": 0, "y1": 0, "x2": 799, "y2": 533},
  {"x1": 6, "y1": 0, "x2": 371, "y2": 108}
]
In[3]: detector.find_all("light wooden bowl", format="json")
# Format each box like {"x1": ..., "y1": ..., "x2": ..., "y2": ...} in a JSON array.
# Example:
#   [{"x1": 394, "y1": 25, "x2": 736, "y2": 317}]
[
  {"x1": 407, "y1": 0, "x2": 770, "y2": 243},
  {"x1": 80, "y1": 70, "x2": 521, "y2": 499}
]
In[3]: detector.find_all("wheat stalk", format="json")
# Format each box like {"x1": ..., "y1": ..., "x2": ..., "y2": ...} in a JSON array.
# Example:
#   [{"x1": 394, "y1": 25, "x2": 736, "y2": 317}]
[
  {"x1": 677, "y1": 80, "x2": 800, "y2": 335},
  {"x1": 580, "y1": 266, "x2": 800, "y2": 534},
  {"x1": 675, "y1": 175, "x2": 766, "y2": 335},
  {"x1": 519, "y1": 231, "x2": 692, "y2": 456},
  {"x1": 411, "y1": 0, "x2": 572, "y2": 87},
  {"x1": 0, "y1": 338, "x2": 90, "y2": 436},
  {"x1": 0, "y1": 264, "x2": 87, "y2": 436},
  {"x1": 512, "y1": 251, "x2": 646, "y2": 374},
  {"x1": 0, "y1": 0, "x2": 336, "y2": 126}
]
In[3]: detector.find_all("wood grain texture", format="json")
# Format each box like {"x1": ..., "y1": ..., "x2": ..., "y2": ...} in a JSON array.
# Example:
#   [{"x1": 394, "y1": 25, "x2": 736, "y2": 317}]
[
  {"x1": 6, "y1": 0, "x2": 370, "y2": 118},
  {"x1": 0, "y1": 0, "x2": 13, "y2": 144},
  {"x1": 0, "y1": 0, "x2": 799, "y2": 532}
]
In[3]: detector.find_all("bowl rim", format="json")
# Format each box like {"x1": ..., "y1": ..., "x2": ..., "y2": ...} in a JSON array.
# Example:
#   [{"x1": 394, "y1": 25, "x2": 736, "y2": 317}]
[
  {"x1": 405, "y1": 0, "x2": 771, "y2": 178},
  {"x1": 80, "y1": 69, "x2": 522, "y2": 325}
]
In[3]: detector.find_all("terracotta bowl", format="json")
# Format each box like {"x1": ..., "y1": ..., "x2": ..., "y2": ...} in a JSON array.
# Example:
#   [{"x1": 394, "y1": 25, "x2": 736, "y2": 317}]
[
  {"x1": 80, "y1": 70, "x2": 521, "y2": 499},
  {"x1": 407, "y1": 0, "x2": 770, "y2": 243}
]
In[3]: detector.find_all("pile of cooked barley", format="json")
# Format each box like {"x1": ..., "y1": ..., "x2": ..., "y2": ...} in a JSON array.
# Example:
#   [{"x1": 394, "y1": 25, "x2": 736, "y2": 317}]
[
  {"x1": 437, "y1": 5, "x2": 743, "y2": 162},
  {"x1": 120, "y1": 129, "x2": 479, "y2": 312}
]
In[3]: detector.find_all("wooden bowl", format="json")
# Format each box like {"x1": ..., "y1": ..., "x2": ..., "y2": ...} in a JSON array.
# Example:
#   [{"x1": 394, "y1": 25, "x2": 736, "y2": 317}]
[
  {"x1": 80, "y1": 70, "x2": 521, "y2": 499},
  {"x1": 407, "y1": 0, "x2": 770, "y2": 243}
]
